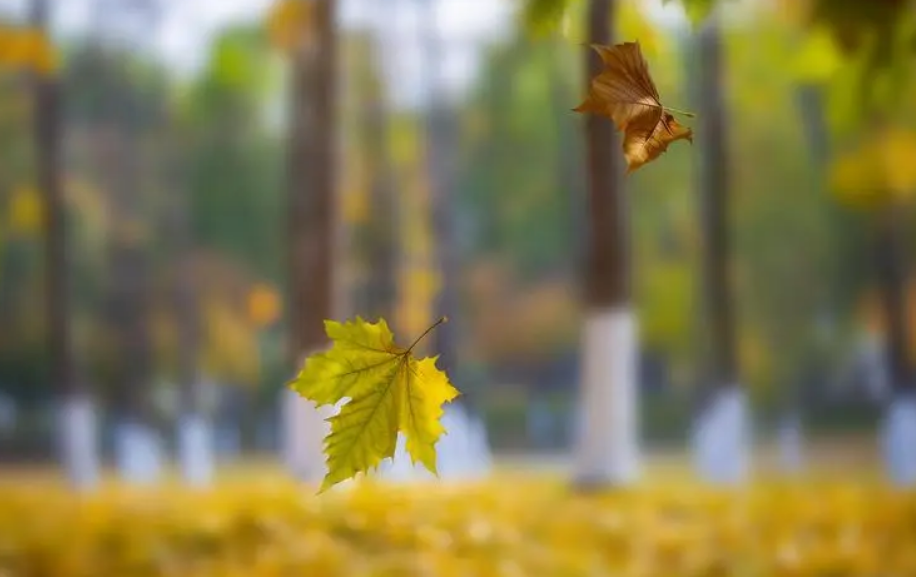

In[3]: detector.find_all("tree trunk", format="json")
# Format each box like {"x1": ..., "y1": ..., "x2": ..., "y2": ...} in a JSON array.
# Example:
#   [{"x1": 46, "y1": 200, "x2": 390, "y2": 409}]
[
  {"x1": 424, "y1": 0, "x2": 491, "y2": 480},
  {"x1": 375, "y1": 0, "x2": 492, "y2": 483},
  {"x1": 771, "y1": 84, "x2": 833, "y2": 475},
  {"x1": 31, "y1": 0, "x2": 99, "y2": 490},
  {"x1": 165, "y1": 138, "x2": 212, "y2": 486},
  {"x1": 420, "y1": 0, "x2": 459, "y2": 388},
  {"x1": 283, "y1": 0, "x2": 339, "y2": 483},
  {"x1": 96, "y1": 47, "x2": 160, "y2": 484},
  {"x1": 106, "y1": 129, "x2": 161, "y2": 484},
  {"x1": 876, "y1": 207, "x2": 912, "y2": 392},
  {"x1": 572, "y1": 0, "x2": 640, "y2": 489},
  {"x1": 357, "y1": 28, "x2": 398, "y2": 323},
  {"x1": 691, "y1": 15, "x2": 749, "y2": 484},
  {"x1": 876, "y1": 203, "x2": 916, "y2": 485},
  {"x1": 174, "y1": 272, "x2": 211, "y2": 486},
  {"x1": 552, "y1": 45, "x2": 587, "y2": 280}
]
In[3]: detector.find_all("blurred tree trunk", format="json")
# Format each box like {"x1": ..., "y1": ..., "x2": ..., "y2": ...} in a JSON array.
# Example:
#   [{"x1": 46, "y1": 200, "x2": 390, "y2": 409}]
[
  {"x1": 31, "y1": 0, "x2": 98, "y2": 489},
  {"x1": 875, "y1": 207, "x2": 912, "y2": 393},
  {"x1": 164, "y1": 124, "x2": 212, "y2": 486},
  {"x1": 572, "y1": 0, "x2": 639, "y2": 489},
  {"x1": 105, "y1": 125, "x2": 160, "y2": 483},
  {"x1": 283, "y1": 0, "x2": 339, "y2": 482},
  {"x1": 358, "y1": 29, "x2": 397, "y2": 322},
  {"x1": 777, "y1": 84, "x2": 832, "y2": 473},
  {"x1": 420, "y1": 0, "x2": 459, "y2": 388},
  {"x1": 795, "y1": 86, "x2": 830, "y2": 169},
  {"x1": 416, "y1": 0, "x2": 491, "y2": 479},
  {"x1": 691, "y1": 14, "x2": 748, "y2": 484},
  {"x1": 696, "y1": 17, "x2": 737, "y2": 401},
  {"x1": 876, "y1": 201, "x2": 916, "y2": 485},
  {"x1": 95, "y1": 43, "x2": 160, "y2": 483}
]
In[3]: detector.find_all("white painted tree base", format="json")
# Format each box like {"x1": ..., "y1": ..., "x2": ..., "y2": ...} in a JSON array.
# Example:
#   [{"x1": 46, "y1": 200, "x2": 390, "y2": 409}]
[
  {"x1": 282, "y1": 387, "x2": 335, "y2": 483},
  {"x1": 377, "y1": 434, "x2": 435, "y2": 482},
  {"x1": 692, "y1": 387, "x2": 751, "y2": 484},
  {"x1": 777, "y1": 414, "x2": 803, "y2": 473},
  {"x1": 58, "y1": 395, "x2": 99, "y2": 490},
  {"x1": 572, "y1": 308, "x2": 640, "y2": 486},
  {"x1": 178, "y1": 415, "x2": 214, "y2": 487},
  {"x1": 115, "y1": 422, "x2": 163, "y2": 484},
  {"x1": 377, "y1": 404, "x2": 493, "y2": 483},
  {"x1": 881, "y1": 394, "x2": 916, "y2": 487},
  {"x1": 0, "y1": 393, "x2": 16, "y2": 432},
  {"x1": 468, "y1": 413, "x2": 493, "y2": 475}
]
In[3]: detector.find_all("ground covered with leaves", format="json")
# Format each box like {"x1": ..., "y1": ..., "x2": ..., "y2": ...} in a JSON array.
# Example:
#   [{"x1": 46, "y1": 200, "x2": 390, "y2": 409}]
[{"x1": 1, "y1": 474, "x2": 914, "y2": 577}]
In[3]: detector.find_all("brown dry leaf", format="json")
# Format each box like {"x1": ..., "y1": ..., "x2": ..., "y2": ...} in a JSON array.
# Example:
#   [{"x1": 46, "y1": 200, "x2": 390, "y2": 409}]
[{"x1": 574, "y1": 41, "x2": 693, "y2": 173}]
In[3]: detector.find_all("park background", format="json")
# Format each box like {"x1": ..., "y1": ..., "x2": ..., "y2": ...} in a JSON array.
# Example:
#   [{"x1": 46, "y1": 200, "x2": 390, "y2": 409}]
[{"x1": 1, "y1": 0, "x2": 916, "y2": 575}]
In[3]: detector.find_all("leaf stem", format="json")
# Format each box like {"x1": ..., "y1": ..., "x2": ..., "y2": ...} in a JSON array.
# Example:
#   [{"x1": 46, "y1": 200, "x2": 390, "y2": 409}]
[
  {"x1": 667, "y1": 106, "x2": 696, "y2": 118},
  {"x1": 406, "y1": 316, "x2": 448, "y2": 353}
]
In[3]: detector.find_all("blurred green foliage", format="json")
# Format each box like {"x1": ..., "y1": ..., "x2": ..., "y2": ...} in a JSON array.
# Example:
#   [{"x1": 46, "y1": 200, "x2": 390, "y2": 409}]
[{"x1": 0, "y1": 0, "x2": 915, "y2": 448}]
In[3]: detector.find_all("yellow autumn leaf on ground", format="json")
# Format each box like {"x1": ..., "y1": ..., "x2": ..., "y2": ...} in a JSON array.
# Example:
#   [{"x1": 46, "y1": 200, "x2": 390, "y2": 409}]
[{"x1": 290, "y1": 316, "x2": 459, "y2": 492}]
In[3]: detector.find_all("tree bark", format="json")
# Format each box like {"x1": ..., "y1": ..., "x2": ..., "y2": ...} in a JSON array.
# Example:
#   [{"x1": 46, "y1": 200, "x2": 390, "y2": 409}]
[
  {"x1": 287, "y1": 0, "x2": 338, "y2": 363},
  {"x1": 877, "y1": 199, "x2": 916, "y2": 485},
  {"x1": 691, "y1": 15, "x2": 749, "y2": 484},
  {"x1": 572, "y1": 0, "x2": 640, "y2": 489},
  {"x1": 359, "y1": 30, "x2": 398, "y2": 323},
  {"x1": 583, "y1": 0, "x2": 629, "y2": 308},
  {"x1": 31, "y1": 0, "x2": 72, "y2": 399},
  {"x1": 284, "y1": 0, "x2": 339, "y2": 482},
  {"x1": 696, "y1": 17, "x2": 737, "y2": 392},
  {"x1": 876, "y1": 205, "x2": 912, "y2": 391},
  {"x1": 164, "y1": 125, "x2": 212, "y2": 486},
  {"x1": 411, "y1": 0, "x2": 493, "y2": 481},
  {"x1": 420, "y1": 0, "x2": 463, "y2": 402},
  {"x1": 97, "y1": 44, "x2": 159, "y2": 483},
  {"x1": 32, "y1": 0, "x2": 98, "y2": 489}
]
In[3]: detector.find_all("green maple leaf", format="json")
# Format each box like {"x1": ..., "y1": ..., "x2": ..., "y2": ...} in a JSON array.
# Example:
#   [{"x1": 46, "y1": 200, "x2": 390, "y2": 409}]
[{"x1": 289, "y1": 316, "x2": 459, "y2": 492}]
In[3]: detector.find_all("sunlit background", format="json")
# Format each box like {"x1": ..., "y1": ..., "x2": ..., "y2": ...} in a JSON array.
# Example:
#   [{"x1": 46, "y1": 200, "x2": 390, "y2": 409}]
[{"x1": 1, "y1": 0, "x2": 916, "y2": 575}]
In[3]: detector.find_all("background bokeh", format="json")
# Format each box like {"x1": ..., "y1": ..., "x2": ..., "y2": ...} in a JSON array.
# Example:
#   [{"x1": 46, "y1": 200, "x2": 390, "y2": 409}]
[{"x1": 1, "y1": 0, "x2": 915, "y2": 575}]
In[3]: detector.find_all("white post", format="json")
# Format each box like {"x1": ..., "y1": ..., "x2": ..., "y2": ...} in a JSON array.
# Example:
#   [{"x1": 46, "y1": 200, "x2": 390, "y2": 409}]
[
  {"x1": 572, "y1": 308, "x2": 640, "y2": 486},
  {"x1": 58, "y1": 394, "x2": 99, "y2": 490}
]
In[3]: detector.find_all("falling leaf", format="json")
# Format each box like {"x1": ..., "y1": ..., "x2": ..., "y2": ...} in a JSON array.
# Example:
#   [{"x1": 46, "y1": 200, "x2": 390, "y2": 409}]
[
  {"x1": 574, "y1": 41, "x2": 693, "y2": 173},
  {"x1": 290, "y1": 316, "x2": 459, "y2": 492}
]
